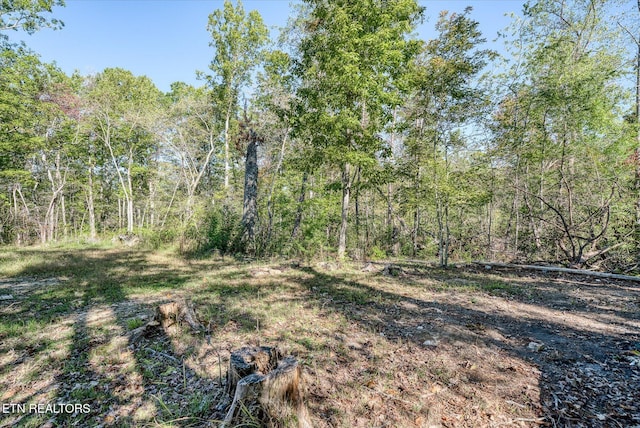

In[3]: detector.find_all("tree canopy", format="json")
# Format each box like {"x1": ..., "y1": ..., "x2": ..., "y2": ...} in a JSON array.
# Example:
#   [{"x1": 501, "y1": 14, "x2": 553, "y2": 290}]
[{"x1": 0, "y1": 0, "x2": 639, "y2": 272}]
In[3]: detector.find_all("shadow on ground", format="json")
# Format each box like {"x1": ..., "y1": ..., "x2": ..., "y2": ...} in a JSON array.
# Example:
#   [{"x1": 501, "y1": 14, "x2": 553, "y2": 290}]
[
  {"x1": 293, "y1": 264, "x2": 640, "y2": 427},
  {"x1": 1, "y1": 248, "x2": 638, "y2": 427},
  {"x1": 0, "y1": 248, "x2": 224, "y2": 427}
]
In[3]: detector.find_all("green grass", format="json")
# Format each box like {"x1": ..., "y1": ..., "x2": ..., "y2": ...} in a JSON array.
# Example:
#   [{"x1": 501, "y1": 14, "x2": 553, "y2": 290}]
[
  {"x1": 126, "y1": 318, "x2": 145, "y2": 330},
  {"x1": 481, "y1": 280, "x2": 522, "y2": 296}
]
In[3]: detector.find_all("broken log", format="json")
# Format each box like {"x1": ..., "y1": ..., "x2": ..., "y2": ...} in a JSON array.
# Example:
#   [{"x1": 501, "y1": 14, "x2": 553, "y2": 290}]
[
  {"x1": 473, "y1": 261, "x2": 640, "y2": 283},
  {"x1": 222, "y1": 347, "x2": 311, "y2": 428}
]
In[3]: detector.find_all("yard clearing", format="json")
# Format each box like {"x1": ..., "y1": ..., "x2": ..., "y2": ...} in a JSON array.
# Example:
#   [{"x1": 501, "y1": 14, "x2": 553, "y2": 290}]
[{"x1": 0, "y1": 246, "x2": 639, "y2": 427}]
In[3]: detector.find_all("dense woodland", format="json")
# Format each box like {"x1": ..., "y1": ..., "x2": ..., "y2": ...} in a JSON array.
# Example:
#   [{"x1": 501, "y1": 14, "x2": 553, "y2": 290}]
[{"x1": 1, "y1": 0, "x2": 640, "y2": 271}]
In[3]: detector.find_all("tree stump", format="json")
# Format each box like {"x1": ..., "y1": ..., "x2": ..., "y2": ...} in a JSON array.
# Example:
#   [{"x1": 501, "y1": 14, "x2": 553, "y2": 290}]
[
  {"x1": 155, "y1": 299, "x2": 203, "y2": 331},
  {"x1": 129, "y1": 299, "x2": 203, "y2": 345},
  {"x1": 226, "y1": 346, "x2": 281, "y2": 396},
  {"x1": 222, "y1": 347, "x2": 312, "y2": 428}
]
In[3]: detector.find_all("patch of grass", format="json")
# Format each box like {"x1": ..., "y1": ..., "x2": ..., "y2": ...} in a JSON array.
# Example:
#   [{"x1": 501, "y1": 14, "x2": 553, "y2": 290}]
[
  {"x1": 0, "y1": 318, "x2": 44, "y2": 338},
  {"x1": 127, "y1": 318, "x2": 145, "y2": 330},
  {"x1": 187, "y1": 391, "x2": 214, "y2": 418},
  {"x1": 296, "y1": 336, "x2": 319, "y2": 351},
  {"x1": 69, "y1": 385, "x2": 103, "y2": 401},
  {"x1": 478, "y1": 280, "x2": 522, "y2": 296}
]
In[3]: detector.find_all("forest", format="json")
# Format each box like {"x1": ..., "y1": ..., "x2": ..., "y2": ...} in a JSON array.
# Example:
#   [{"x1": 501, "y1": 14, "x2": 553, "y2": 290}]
[
  {"x1": 1, "y1": 1, "x2": 640, "y2": 427},
  {"x1": 0, "y1": 0, "x2": 638, "y2": 271}
]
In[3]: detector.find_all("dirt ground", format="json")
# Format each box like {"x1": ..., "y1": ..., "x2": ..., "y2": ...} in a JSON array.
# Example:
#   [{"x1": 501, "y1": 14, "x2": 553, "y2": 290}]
[{"x1": 0, "y1": 248, "x2": 638, "y2": 427}]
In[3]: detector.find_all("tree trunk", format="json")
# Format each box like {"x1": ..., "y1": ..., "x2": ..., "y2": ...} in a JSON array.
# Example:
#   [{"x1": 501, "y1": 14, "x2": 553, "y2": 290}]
[
  {"x1": 241, "y1": 132, "x2": 259, "y2": 253},
  {"x1": 338, "y1": 163, "x2": 351, "y2": 259},
  {"x1": 149, "y1": 180, "x2": 156, "y2": 228},
  {"x1": 266, "y1": 132, "x2": 288, "y2": 247},
  {"x1": 437, "y1": 200, "x2": 444, "y2": 266},
  {"x1": 355, "y1": 169, "x2": 361, "y2": 259},
  {"x1": 412, "y1": 206, "x2": 420, "y2": 258},
  {"x1": 127, "y1": 197, "x2": 134, "y2": 234},
  {"x1": 412, "y1": 144, "x2": 422, "y2": 258},
  {"x1": 387, "y1": 108, "x2": 399, "y2": 257},
  {"x1": 443, "y1": 201, "x2": 450, "y2": 267},
  {"x1": 291, "y1": 173, "x2": 308, "y2": 240},
  {"x1": 61, "y1": 194, "x2": 67, "y2": 240},
  {"x1": 127, "y1": 158, "x2": 135, "y2": 234},
  {"x1": 118, "y1": 197, "x2": 122, "y2": 230},
  {"x1": 224, "y1": 108, "x2": 231, "y2": 189}
]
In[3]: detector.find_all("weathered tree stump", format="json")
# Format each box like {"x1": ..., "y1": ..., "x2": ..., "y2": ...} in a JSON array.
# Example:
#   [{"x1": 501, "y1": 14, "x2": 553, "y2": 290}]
[
  {"x1": 155, "y1": 299, "x2": 204, "y2": 331},
  {"x1": 129, "y1": 299, "x2": 203, "y2": 345},
  {"x1": 226, "y1": 346, "x2": 281, "y2": 396},
  {"x1": 222, "y1": 347, "x2": 312, "y2": 428}
]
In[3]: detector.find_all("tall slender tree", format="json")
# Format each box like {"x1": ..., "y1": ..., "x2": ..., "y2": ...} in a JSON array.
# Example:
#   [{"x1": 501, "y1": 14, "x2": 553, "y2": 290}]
[
  {"x1": 295, "y1": 0, "x2": 423, "y2": 259},
  {"x1": 206, "y1": 0, "x2": 268, "y2": 191}
]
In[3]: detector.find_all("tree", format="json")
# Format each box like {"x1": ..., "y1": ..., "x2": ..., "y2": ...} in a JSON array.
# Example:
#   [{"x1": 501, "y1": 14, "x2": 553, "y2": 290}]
[
  {"x1": 0, "y1": 48, "x2": 50, "y2": 243},
  {"x1": 0, "y1": 0, "x2": 64, "y2": 45},
  {"x1": 86, "y1": 68, "x2": 162, "y2": 234},
  {"x1": 252, "y1": 50, "x2": 297, "y2": 253},
  {"x1": 295, "y1": 0, "x2": 423, "y2": 259},
  {"x1": 206, "y1": 0, "x2": 268, "y2": 190},
  {"x1": 402, "y1": 7, "x2": 493, "y2": 265},
  {"x1": 239, "y1": 111, "x2": 260, "y2": 253},
  {"x1": 618, "y1": 0, "x2": 640, "y2": 243},
  {"x1": 491, "y1": 0, "x2": 630, "y2": 267}
]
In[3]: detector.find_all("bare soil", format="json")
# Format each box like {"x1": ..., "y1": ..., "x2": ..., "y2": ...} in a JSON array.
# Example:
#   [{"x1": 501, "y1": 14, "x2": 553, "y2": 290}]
[{"x1": 0, "y1": 248, "x2": 638, "y2": 427}]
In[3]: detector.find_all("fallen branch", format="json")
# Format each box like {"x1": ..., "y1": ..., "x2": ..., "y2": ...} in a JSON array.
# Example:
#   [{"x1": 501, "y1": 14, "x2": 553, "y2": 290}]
[
  {"x1": 145, "y1": 347, "x2": 180, "y2": 364},
  {"x1": 473, "y1": 261, "x2": 640, "y2": 283}
]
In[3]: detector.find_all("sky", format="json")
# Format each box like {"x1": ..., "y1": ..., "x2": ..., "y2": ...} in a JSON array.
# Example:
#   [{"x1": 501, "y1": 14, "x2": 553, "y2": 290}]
[{"x1": 7, "y1": 0, "x2": 527, "y2": 93}]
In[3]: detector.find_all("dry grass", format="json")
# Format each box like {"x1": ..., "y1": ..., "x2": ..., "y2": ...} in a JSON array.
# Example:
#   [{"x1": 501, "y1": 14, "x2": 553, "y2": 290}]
[{"x1": 0, "y1": 247, "x2": 638, "y2": 427}]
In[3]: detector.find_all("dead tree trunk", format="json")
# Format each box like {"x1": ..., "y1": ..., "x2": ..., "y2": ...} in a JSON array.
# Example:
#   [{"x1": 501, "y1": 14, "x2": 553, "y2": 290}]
[
  {"x1": 226, "y1": 346, "x2": 281, "y2": 396},
  {"x1": 223, "y1": 347, "x2": 311, "y2": 428},
  {"x1": 241, "y1": 128, "x2": 259, "y2": 254}
]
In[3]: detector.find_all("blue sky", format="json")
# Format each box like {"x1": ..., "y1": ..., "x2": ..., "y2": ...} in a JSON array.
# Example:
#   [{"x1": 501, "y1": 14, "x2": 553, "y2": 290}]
[{"x1": 8, "y1": 0, "x2": 527, "y2": 93}]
